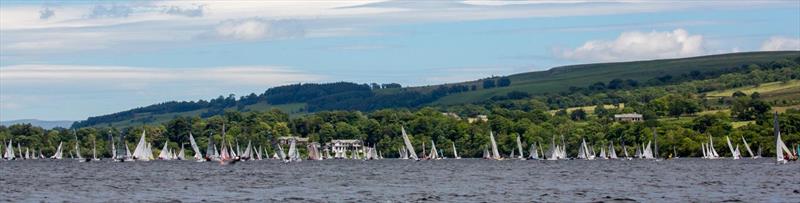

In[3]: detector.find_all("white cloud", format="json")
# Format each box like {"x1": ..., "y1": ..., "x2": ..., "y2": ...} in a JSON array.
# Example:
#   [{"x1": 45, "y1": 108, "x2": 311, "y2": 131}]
[
  {"x1": 561, "y1": 28, "x2": 704, "y2": 62},
  {"x1": 0, "y1": 64, "x2": 323, "y2": 86},
  {"x1": 760, "y1": 36, "x2": 800, "y2": 51},
  {"x1": 215, "y1": 18, "x2": 305, "y2": 41}
]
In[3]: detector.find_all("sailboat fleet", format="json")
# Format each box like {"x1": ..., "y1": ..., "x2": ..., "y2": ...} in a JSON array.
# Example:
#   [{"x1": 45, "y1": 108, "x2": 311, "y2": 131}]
[{"x1": 2, "y1": 115, "x2": 798, "y2": 164}]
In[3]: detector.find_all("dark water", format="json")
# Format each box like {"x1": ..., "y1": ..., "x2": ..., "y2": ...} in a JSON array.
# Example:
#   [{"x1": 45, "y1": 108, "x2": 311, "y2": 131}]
[{"x1": 1, "y1": 158, "x2": 798, "y2": 202}]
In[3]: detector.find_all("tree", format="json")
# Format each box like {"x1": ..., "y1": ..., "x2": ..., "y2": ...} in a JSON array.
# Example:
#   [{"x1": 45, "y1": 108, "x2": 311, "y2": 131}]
[
  {"x1": 497, "y1": 77, "x2": 511, "y2": 87},
  {"x1": 570, "y1": 109, "x2": 587, "y2": 121},
  {"x1": 483, "y1": 79, "x2": 497, "y2": 89}
]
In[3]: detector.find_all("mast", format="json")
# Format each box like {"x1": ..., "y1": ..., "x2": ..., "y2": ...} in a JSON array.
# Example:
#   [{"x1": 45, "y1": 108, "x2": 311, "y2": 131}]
[{"x1": 653, "y1": 128, "x2": 658, "y2": 159}]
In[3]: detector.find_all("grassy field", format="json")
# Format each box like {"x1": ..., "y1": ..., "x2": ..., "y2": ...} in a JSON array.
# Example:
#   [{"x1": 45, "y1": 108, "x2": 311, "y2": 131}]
[
  {"x1": 432, "y1": 51, "x2": 799, "y2": 105},
  {"x1": 705, "y1": 80, "x2": 800, "y2": 98},
  {"x1": 547, "y1": 104, "x2": 622, "y2": 115}
]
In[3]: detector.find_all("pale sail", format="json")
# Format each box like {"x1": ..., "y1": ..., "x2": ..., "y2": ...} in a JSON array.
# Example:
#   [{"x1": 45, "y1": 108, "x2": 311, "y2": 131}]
[
  {"x1": 741, "y1": 136, "x2": 755, "y2": 158},
  {"x1": 189, "y1": 133, "x2": 203, "y2": 161},
  {"x1": 92, "y1": 139, "x2": 99, "y2": 160},
  {"x1": 726, "y1": 136, "x2": 740, "y2": 159},
  {"x1": 529, "y1": 143, "x2": 539, "y2": 160},
  {"x1": 158, "y1": 140, "x2": 170, "y2": 160},
  {"x1": 429, "y1": 140, "x2": 439, "y2": 160},
  {"x1": 489, "y1": 131, "x2": 501, "y2": 160},
  {"x1": 52, "y1": 142, "x2": 63, "y2": 159},
  {"x1": 3, "y1": 140, "x2": 14, "y2": 160},
  {"x1": 132, "y1": 130, "x2": 152, "y2": 161},
  {"x1": 452, "y1": 142, "x2": 460, "y2": 159},
  {"x1": 401, "y1": 127, "x2": 419, "y2": 160},
  {"x1": 177, "y1": 145, "x2": 185, "y2": 160}
]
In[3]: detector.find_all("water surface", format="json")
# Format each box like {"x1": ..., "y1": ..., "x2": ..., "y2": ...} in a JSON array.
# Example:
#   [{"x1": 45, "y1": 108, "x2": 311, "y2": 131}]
[{"x1": 1, "y1": 158, "x2": 798, "y2": 202}]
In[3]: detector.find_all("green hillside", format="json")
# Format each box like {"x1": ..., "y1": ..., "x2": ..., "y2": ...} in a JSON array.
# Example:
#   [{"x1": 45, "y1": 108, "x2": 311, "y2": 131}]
[
  {"x1": 87, "y1": 102, "x2": 305, "y2": 128},
  {"x1": 432, "y1": 51, "x2": 800, "y2": 105},
  {"x1": 76, "y1": 51, "x2": 799, "y2": 128}
]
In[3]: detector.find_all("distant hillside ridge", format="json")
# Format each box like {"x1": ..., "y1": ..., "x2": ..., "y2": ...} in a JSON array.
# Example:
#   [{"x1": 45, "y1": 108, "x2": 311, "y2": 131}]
[
  {"x1": 71, "y1": 51, "x2": 800, "y2": 128},
  {"x1": 1, "y1": 119, "x2": 74, "y2": 129}
]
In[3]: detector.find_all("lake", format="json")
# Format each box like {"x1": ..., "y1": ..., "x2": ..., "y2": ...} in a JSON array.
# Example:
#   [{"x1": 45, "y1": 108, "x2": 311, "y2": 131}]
[{"x1": 1, "y1": 158, "x2": 798, "y2": 202}]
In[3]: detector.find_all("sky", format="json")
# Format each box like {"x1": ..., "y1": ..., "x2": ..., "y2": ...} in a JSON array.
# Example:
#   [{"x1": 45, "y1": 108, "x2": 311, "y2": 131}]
[{"x1": 1, "y1": 0, "x2": 799, "y2": 121}]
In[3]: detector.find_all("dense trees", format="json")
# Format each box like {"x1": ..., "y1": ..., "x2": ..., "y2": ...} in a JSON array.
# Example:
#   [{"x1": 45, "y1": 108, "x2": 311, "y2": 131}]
[{"x1": 5, "y1": 104, "x2": 799, "y2": 159}]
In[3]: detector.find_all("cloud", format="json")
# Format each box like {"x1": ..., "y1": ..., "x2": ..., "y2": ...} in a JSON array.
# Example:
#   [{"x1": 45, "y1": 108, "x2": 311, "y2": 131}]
[
  {"x1": 39, "y1": 7, "x2": 54, "y2": 20},
  {"x1": 163, "y1": 5, "x2": 204, "y2": 17},
  {"x1": 88, "y1": 4, "x2": 134, "y2": 18},
  {"x1": 760, "y1": 36, "x2": 800, "y2": 51},
  {"x1": 0, "y1": 64, "x2": 324, "y2": 86},
  {"x1": 215, "y1": 18, "x2": 305, "y2": 41},
  {"x1": 560, "y1": 28, "x2": 704, "y2": 62}
]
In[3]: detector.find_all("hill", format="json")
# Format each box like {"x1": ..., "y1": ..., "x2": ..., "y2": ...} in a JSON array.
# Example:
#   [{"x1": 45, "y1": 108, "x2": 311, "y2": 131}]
[
  {"x1": 430, "y1": 51, "x2": 800, "y2": 105},
  {"x1": 71, "y1": 51, "x2": 800, "y2": 128},
  {"x1": 1, "y1": 119, "x2": 74, "y2": 129}
]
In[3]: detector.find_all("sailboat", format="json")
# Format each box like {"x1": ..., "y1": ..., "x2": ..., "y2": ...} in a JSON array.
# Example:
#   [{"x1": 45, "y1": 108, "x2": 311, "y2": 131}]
[
  {"x1": 158, "y1": 140, "x2": 171, "y2": 160},
  {"x1": 489, "y1": 131, "x2": 501, "y2": 160},
  {"x1": 132, "y1": 130, "x2": 153, "y2": 161},
  {"x1": 286, "y1": 138, "x2": 301, "y2": 162},
  {"x1": 428, "y1": 140, "x2": 440, "y2": 160},
  {"x1": 578, "y1": 138, "x2": 594, "y2": 160},
  {"x1": 124, "y1": 142, "x2": 134, "y2": 161},
  {"x1": 546, "y1": 137, "x2": 559, "y2": 160},
  {"x1": 643, "y1": 141, "x2": 654, "y2": 159},
  {"x1": 599, "y1": 146, "x2": 607, "y2": 159},
  {"x1": 774, "y1": 112, "x2": 795, "y2": 164},
  {"x1": 452, "y1": 142, "x2": 460, "y2": 159},
  {"x1": 110, "y1": 134, "x2": 116, "y2": 160},
  {"x1": 276, "y1": 144, "x2": 287, "y2": 160},
  {"x1": 74, "y1": 135, "x2": 84, "y2": 161},
  {"x1": 707, "y1": 135, "x2": 720, "y2": 159},
  {"x1": 3, "y1": 140, "x2": 14, "y2": 160},
  {"x1": 741, "y1": 136, "x2": 756, "y2": 159},
  {"x1": 726, "y1": 136, "x2": 741, "y2": 159},
  {"x1": 177, "y1": 144, "x2": 186, "y2": 160},
  {"x1": 528, "y1": 143, "x2": 539, "y2": 160},
  {"x1": 189, "y1": 133, "x2": 204, "y2": 161},
  {"x1": 255, "y1": 146, "x2": 263, "y2": 160},
  {"x1": 401, "y1": 127, "x2": 419, "y2": 160},
  {"x1": 515, "y1": 135, "x2": 524, "y2": 160},
  {"x1": 92, "y1": 139, "x2": 100, "y2": 161},
  {"x1": 608, "y1": 143, "x2": 618, "y2": 159}
]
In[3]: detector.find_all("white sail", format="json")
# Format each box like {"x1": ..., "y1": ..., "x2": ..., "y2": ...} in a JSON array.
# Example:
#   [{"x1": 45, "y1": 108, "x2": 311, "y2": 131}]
[
  {"x1": 428, "y1": 140, "x2": 439, "y2": 160},
  {"x1": 701, "y1": 143, "x2": 707, "y2": 159},
  {"x1": 92, "y1": 140, "x2": 99, "y2": 160},
  {"x1": 3, "y1": 140, "x2": 14, "y2": 160},
  {"x1": 158, "y1": 140, "x2": 170, "y2": 160},
  {"x1": 609, "y1": 143, "x2": 618, "y2": 159},
  {"x1": 452, "y1": 142, "x2": 460, "y2": 159},
  {"x1": 189, "y1": 133, "x2": 203, "y2": 161},
  {"x1": 529, "y1": 143, "x2": 539, "y2": 160},
  {"x1": 276, "y1": 144, "x2": 286, "y2": 160},
  {"x1": 287, "y1": 139, "x2": 301, "y2": 162},
  {"x1": 401, "y1": 127, "x2": 418, "y2": 160},
  {"x1": 725, "y1": 136, "x2": 740, "y2": 159},
  {"x1": 644, "y1": 141, "x2": 654, "y2": 159},
  {"x1": 741, "y1": 136, "x2": 755, "y2": 158},
  {"x1": 177, "y1": 145, "x2": 185, "y2": 160},
  {"x1": 132, "y1": 130, "x2": 152, "y2": 161},
  {"x1": 599, "y1": 146, "x2": 607, "y2": 159},
  {"x1": 110, "y1": 135, "x2": 116, "y2": 160},
  {"x1": 74, "y1": 140, "x2": 83, "y2": 160},
  {"x1": 243, "y1": 141, "x2": 253, "y2": 159},
  {"x1": 489, "y1": 131, "x2": 500, "y2": 160}
]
